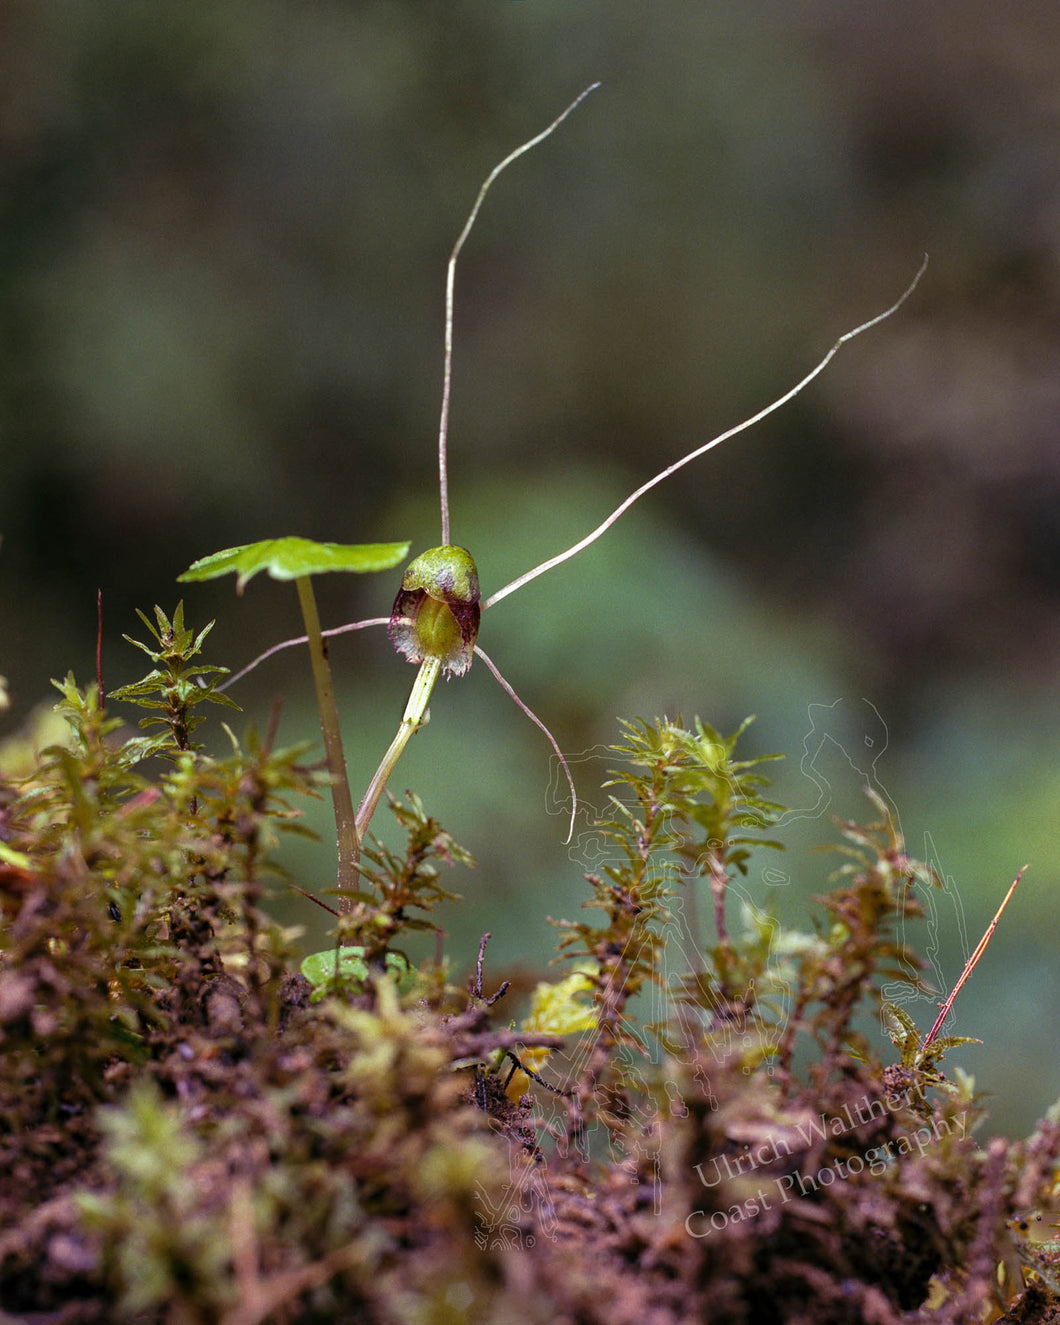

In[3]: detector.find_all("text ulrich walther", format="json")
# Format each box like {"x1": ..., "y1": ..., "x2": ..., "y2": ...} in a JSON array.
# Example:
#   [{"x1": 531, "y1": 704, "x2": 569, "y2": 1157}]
[{"x1": 685, "y1": 1088, "x2": 968, "y2": 1239}]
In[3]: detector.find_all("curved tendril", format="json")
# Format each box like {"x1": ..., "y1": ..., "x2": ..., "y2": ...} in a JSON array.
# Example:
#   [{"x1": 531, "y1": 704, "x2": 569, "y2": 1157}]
[
  {"x1": 482, "y1": 255, "x2": 929, "y2": 612},
  {"x1": 438, "y1": 82, "x2": 601, "y2": 547},
  {"x1": 474, "y1": 644, "x2": 577, "y2": 844},
  {"x1": 219, "y1": 617, "x2": 390, "y2": 692},
  {"x1": 320, "y1": 615, "x2": 391, "y2": 640}
]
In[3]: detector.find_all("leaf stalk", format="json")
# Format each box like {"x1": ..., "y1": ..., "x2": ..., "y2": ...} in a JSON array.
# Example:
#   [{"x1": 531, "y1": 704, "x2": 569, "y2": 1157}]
[{"x1": 294, "y1": 575, "x2": 359, "y2": 905}]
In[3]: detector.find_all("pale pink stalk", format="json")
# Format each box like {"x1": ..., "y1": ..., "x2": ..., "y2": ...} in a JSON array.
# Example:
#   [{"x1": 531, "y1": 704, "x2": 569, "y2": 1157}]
[
  {"x1": 219, "y1": 617, "x2": 389, "y2": 692},
  {"x1": 437, "y1": 83, "x2": 601, "y2": 545},
  {"x1": 483, "y1": 255, "x2": 929, "y2": 611},
  {"x1": 474, "y1": 645, "x2": 577, "y2": 843}
]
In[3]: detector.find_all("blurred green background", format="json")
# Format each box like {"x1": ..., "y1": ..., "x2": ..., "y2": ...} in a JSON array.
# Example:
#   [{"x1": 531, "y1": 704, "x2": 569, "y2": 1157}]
[{"x1": 1, "y1": 3, "x2": 1057, "y2": 1136}]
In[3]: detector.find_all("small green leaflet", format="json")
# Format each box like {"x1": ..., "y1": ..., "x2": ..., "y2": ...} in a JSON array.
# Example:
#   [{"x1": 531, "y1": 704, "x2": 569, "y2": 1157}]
[{"x1": 300, "y1": 946, "x2": 412, "y2": 996}]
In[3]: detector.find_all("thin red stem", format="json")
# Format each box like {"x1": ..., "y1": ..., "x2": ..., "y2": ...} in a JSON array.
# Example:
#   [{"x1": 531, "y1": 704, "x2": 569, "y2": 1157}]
[{"x1": 923, "y1": 865, "x2": 1026, "y2": 1048}]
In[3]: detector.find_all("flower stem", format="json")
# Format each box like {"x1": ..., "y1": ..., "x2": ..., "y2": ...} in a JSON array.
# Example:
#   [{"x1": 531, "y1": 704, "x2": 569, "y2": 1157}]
[
  {"x1": 356, "y1": 658, "x2": 442, "y2": 842},
  {"x1": 295, "y1": 575, "x2": 359, "y2": 907}
]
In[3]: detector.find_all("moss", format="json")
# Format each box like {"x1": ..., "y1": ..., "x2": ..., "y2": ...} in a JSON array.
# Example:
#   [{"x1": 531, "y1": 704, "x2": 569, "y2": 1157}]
[{"x1": 1, "y1": 620, "x2": 1058, "y2": 1321}]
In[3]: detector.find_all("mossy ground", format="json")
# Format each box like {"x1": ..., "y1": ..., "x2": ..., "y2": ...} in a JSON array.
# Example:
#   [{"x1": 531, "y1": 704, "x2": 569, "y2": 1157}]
[{"x1": 1, "y1": 632, "x2": 1059, "y2": 1323}]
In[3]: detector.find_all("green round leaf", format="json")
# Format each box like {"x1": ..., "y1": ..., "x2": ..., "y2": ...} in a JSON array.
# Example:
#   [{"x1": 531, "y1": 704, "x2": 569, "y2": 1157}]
[
  {"x1": 179, "y1": 538, "x2": 410, "y2": 593},
  {"x1": 301, "y1": 946, "x2": 369, "y2": 988},
  {"x1": 300, "y1": 946, "x2": 412, "y2": 993}
]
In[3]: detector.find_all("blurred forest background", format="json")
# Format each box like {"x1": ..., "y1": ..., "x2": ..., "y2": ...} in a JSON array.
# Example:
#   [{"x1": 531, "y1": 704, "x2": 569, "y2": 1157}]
[{"x1": 1, "y1": 3, "x2": 1057, "y2": 1136}]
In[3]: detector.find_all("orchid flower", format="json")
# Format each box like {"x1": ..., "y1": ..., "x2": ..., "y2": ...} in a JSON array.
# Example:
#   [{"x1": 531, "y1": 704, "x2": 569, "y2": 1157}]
[{"x1": 218, "y1": 85, "x2": 926, "y2": 871}]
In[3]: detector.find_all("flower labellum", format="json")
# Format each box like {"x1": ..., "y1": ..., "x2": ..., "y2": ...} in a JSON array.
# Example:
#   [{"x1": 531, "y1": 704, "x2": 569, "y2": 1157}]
[{"x1": 388, "y1": 546, "x2": 481, "y2": 677}]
